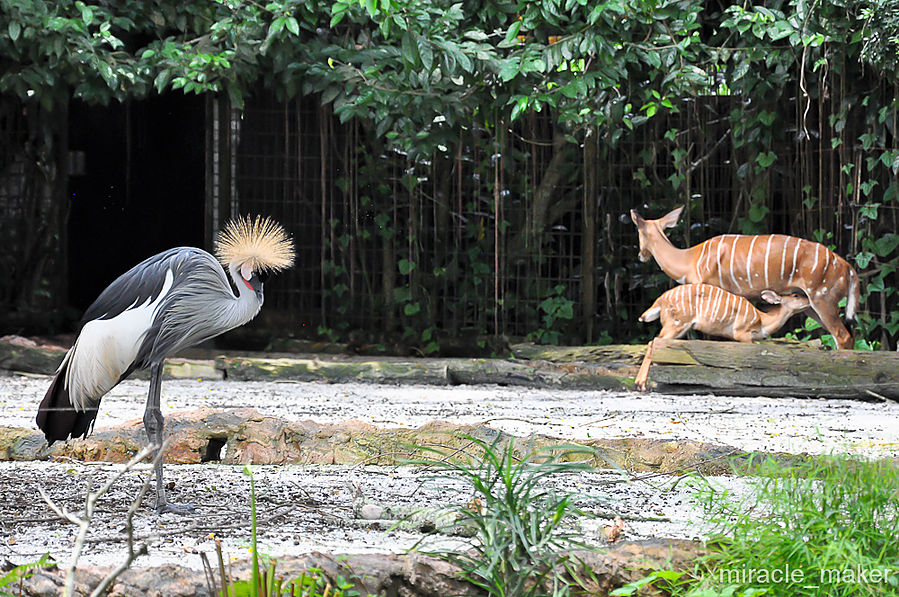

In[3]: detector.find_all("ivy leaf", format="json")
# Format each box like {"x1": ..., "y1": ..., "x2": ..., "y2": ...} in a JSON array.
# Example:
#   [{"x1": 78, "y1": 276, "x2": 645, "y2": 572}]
[
  {"x1": 401, "y1": 31, "x2": 420, "y2": 68},
  {"x1": 398, "y1": 259, "x2": 416, "y2": 275},
  {"x1": 403, "y1": 302, "x2": 421, "y2": 316},
  {"x1": 755, "y1": 151, "x2": 776, "y2": 168},
  {"x1": 505, "y1": 20, "x2": 522, "y2": 44},
  {"x1": 98, "y1": 62, "x2": 117, "y2": 87},
  {"x1": 8, "y1": 21, "x2": 20, "y2": 42},
  {"x1": 748, "y1": 202, "x2": 769, "y2": 223},
  {"x1": 758, "y1": 110, "x2": 776, "y2": 126},
  {"x1": 510, "y1": 96, "x2": 529, "y2": 121},
  {"x1": 76, "y1": 1, "x2": 93, "y2": 26},
  {"x1": 873, "y1": 233, "x2": 899, "y2": 257},
  {"x1": 855, "y1": 251, "x2": 874, "y2": 269},
  {"x1": 884, "y1": 182, "x2": 899, "y2": 203},
  {"x1": 858, "y1": 202, "x2": 880, "y2": 219},
  {"x1": 766, "y1": 20, "x2": 793, "y2": 40}
]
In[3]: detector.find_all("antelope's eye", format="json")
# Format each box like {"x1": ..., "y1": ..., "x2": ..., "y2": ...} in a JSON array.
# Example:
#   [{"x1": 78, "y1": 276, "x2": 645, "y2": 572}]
[{"x1": 257, "y1": 271, "x2": 270, "y2": 283}]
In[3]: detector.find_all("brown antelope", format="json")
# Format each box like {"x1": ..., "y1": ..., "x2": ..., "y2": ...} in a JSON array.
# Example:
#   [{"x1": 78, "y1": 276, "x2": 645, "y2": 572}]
[
  {"x1": 634, "y1": 284, "x2": 810, "y2": 391},
  {"x1": 638, "y1": 284, "x2": 810, "y2": 342},
  {"x1": 630, "y1": 206, "x2": 860, "y2": 349}
]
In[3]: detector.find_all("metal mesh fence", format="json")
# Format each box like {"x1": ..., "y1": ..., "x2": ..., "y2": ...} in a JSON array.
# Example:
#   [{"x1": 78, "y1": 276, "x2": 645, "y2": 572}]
[{"x1": 209, "y1": 87, "x2": 888, "y2": 346}]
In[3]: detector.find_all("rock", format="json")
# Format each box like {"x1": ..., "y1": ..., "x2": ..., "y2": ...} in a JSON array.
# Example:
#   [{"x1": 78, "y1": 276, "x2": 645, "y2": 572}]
[
  {"x1": 0, "y1": 409, "x2": 788, "y2": 475},
  {"x1": 16, "y1": 540, "x2": 704, "y2": 596},
  {"x1": 359, "y1": 504, "x2": 384, "y2": 520}
]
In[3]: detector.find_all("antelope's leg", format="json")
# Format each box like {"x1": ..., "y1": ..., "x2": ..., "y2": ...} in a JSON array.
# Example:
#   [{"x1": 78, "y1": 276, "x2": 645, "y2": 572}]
[
  {"x1": 635, "y1": 340, "x2": 655, "y2": 392},
  {"x1": 809, "y1": 298, "x2": 854, "y2": 349},
  {"x1": 658, "y1": 321, "x2": 691, "y2": 339}
]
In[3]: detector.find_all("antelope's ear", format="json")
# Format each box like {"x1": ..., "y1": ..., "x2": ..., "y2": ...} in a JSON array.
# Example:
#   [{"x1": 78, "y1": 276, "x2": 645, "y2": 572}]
[
  {"x1": 659, "y1": 205, "x2": 685, "y2": 229},
  {"x1": 630, "y1": 209, "x2": 644, "y2": 227},
  {"x1": 760, "y1": 290, "x2": 781, "y2": 304}
]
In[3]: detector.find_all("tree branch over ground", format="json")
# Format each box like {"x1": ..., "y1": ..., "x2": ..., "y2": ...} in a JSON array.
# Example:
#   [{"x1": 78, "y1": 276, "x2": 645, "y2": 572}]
[{"x1": 38, "y1": 442, "x2": 165, "y2": 597}]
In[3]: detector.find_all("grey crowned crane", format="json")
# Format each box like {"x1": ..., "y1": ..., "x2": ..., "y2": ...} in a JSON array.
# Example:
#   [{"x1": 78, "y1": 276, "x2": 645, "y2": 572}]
[{"x1": 36, "y1": 216, "x2": 295, "y2": 514}]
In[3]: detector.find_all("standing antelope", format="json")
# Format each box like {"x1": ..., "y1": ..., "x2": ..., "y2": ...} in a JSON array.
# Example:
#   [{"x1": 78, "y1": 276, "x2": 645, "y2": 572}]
[
  {"x1": 630, "y1": 206, "x2": 860, "y2": 349},
  {"x1": 634, "y1": 284, "x2": 810, "y2": 391},
  {"x1": 638, "y1": 284, "x2": 810, "y2": 342}
]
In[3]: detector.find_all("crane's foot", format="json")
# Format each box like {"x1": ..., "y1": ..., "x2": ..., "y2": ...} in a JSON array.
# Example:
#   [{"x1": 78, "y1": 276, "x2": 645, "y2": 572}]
[{"x1": 156, "y1": 501, "x2": 196, "y2": 515}]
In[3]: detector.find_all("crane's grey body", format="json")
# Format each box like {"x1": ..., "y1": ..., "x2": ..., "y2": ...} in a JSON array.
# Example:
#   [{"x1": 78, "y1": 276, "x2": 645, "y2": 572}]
[
  {"x1": 62, "y1": 247, "x2": 262, "y2": 412},
  {"x1": 37, "y1": 246, "x2": 266, "y2": 514}
]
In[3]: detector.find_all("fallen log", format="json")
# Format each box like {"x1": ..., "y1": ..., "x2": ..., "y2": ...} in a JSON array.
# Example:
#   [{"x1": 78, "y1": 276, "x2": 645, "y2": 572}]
[
  {"x1": 642, "y1": 338, "x2": 899, "y2": 399},
  {"x1": 0, "y1": 339, "x2": 222, "y2": 381},
  {"x1": 5, "y1": 336, "x2": 899, "y2": 398},
  {"x1": 216, "y1": 353, "x2": 633, "y2": 389}
]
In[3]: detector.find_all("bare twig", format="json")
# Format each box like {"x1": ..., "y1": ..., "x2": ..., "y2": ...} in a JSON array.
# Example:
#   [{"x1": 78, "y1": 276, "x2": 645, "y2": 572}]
[
  {"x1": 88, "y1": 444, "x2": 166, "y2": 597},
  {"x1": 864, "y1": 389, "x2": 889, "y2": 402},
  {"x1": 38, "y1": 442, "x2": 161, "y2": 597}
]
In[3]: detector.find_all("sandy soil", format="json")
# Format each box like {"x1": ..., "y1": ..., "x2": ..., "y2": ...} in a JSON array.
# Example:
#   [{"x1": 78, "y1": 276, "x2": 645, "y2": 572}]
[{"x1": 1, "y1": 373, "x2": 897, "y2": 570}]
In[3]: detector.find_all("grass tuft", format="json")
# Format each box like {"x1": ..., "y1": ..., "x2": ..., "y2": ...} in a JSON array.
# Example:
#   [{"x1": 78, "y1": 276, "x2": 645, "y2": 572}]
[
  {"x1": 412, "y1": 435, "x2": 600, "y2": 597},
  {"x1": 209, "y1": 466, "x2": 372, "y2": 597},
  {"x1": 614, "y1": 454, "x2": 899, "y2": 596}
]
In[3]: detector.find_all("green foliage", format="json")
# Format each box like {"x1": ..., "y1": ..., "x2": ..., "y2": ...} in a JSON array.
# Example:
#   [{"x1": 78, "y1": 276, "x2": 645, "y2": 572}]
[
  {"x1": 227, "y1": 566, "x2": 365, "y2": 597},
  {"x1": 0, "y1": 0, "x2": 712, "y2": 147},
  {"x1": 614, "y1": 455, "x2": 899, "y2": 597},
  {"x1": 529, "y1": 285, "x2": 575, "y2": 345},
  {"x1": 697, "y1": 455, "x2": 899, "y2": 596},
  {"x1": 784, "y1": 317, "x2": 879, "y2": 351},
  {"x1": 3, "y1": 0, "x2": 898, "y2": 346},
  {"x1": 413, "y1": 436, "x2": 598, "y2": 597},
  {"x1": 0, "y1": 553, "x2": 54, "y2": 597}
]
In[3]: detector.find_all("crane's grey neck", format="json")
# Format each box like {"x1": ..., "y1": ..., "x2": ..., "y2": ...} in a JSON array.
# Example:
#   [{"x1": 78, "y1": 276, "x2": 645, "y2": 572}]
[{"x1": 151, "y1": 259, "x2": 264, "y2": 358}]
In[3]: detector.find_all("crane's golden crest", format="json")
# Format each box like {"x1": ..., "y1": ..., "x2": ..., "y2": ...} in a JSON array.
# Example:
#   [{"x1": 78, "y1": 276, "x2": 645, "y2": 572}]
[{"x1": 215, "y1": 215, "x2": 295, "y2": 272}]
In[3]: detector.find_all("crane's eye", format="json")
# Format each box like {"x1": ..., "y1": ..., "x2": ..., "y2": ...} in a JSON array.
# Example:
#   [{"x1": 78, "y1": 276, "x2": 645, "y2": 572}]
[{"x1": 257, "y1": 271, "x2": 270, "y2": 283}]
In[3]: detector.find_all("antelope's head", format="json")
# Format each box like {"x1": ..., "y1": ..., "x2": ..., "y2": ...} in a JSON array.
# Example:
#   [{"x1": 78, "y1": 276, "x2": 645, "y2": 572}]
[
  {"x1": 630, "y1": 206, "x2": 684, "y2": 263},
  {"x1": 760, "y1": 290, "x2": 810, "y2": 314}
]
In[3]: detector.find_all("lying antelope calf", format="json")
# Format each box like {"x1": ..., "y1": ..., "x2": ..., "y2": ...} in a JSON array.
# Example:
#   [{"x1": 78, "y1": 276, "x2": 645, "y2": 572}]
[
  {"x1": 639, "y1": 283, "x2": 810, "y2": 342},
  {"x1": 634, "y1": 284, "x2": 810, "y2": 391}
]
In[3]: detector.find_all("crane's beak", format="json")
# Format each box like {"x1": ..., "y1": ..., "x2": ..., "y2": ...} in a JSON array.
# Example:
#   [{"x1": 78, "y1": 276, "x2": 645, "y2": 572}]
[{"x1": 248, "y1": 272, "x2": 265, "y2": 304}]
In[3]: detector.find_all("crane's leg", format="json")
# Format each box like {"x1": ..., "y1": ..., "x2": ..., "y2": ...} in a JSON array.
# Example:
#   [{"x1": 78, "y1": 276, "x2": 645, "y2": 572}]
[{"x1": 143, "y1": 363, "x2": 195, "y2": 515}]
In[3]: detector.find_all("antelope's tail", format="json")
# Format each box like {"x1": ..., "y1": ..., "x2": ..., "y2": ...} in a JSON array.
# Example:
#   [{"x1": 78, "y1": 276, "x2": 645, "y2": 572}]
[
  {"x1": 846, "y1": 265, "x2": 860, "y2": 321},
  {"x1": 639, "y1": 304, "x2": 662, "y2": 323}
]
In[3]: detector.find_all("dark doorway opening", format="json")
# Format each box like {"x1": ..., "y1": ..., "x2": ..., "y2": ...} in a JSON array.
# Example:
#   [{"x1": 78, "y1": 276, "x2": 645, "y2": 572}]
[{"x1": 67, "y1": 95, "x2": 205, "y2": 312}]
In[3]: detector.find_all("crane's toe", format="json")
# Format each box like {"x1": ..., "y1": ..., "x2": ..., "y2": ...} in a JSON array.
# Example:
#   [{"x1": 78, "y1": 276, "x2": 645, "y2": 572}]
[{"x1": 156, "y1": 501, "x2": 196, "y2": 516}]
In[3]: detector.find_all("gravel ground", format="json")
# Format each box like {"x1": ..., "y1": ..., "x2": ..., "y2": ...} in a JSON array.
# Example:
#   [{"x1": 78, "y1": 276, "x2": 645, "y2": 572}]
[
  {"x1": 1, "y1": 372, "x2": 897, "y2": 570},
  {"x1": 4, "y1": 375, "x2": 899, "y2": 457},
  {"x1": 0, "y1": 460, "x2": 727, "y2": 570}
]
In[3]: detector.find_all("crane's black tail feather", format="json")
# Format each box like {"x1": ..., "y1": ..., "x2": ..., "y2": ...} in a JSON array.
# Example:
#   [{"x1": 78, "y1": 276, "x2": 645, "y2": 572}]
[{"x1": 35, "y1": 360, "x2": 98, "y2": 445}]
